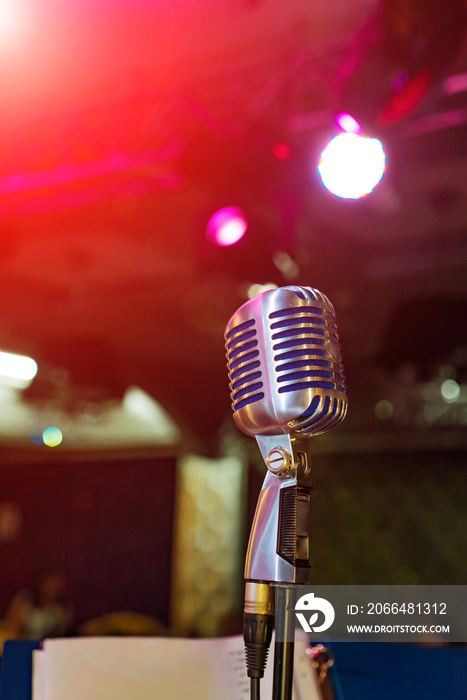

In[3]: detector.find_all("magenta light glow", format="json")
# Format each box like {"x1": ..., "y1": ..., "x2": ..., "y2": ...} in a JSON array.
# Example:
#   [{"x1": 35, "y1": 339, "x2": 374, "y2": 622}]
[
  {"x1": 206, "y1": 207, "x2": 248, "y2": 247},
  {"x1": 318, "y1": 132, "x2": 386, "y2": 199},
  {"x1": 336, "y1": 113, "x2": 361, "y2": 134}
]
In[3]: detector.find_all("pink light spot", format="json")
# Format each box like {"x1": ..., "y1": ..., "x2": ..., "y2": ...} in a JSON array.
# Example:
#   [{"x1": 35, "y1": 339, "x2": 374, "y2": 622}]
[
  {"x1": 206, "y1": 207, "x2": 248, "y2": 247},
  {"x1": 336, "y1": 113, "x2": 361, "y2": 134}
]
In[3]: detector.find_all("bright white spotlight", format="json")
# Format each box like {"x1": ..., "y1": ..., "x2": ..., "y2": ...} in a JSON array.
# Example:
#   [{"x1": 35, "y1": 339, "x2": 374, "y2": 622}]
[
  {"x1": 0, "y1": 350, "x2": 37, "y2": 388},
  {"x1": 318, "y1": 132, "x2": 386, "y2": 199}
]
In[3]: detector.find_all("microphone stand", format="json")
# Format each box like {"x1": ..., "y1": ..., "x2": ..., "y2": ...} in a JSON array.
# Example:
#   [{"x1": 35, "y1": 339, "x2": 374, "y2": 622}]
[
  {"x1": 272, "y1": 585, "x2": 297, "y2": 700},
  {"x1": 225, "y1": 284, "x2": 348, "y2": 700},
  {"x1": 244, "y1": 436, "x2": 312, "y2": 700}
]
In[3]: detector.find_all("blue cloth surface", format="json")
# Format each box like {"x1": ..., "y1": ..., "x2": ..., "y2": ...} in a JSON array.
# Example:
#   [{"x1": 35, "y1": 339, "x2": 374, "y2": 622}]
[
  {"x1": 0, "y1": 641, "x2": 40, "y2": 700},
  {"x1": 328, "y1": 642, "x2": 467, "y2": 700}
]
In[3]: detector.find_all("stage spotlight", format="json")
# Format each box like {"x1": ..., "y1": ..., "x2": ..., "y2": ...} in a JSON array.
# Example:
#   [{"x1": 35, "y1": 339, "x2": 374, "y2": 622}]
[
  {"x1": 0, "y1": 350, "x2": 37, "y2": 388},
  {"x1": 318, "y1": 132, "x2": 386, "y2": 199},
  {"x1": 206, "y1": 207, "x2": 248, "y2": 247}
]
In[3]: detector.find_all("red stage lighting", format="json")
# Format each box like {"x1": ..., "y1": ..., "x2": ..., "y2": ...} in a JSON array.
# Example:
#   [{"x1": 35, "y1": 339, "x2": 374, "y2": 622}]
[
  {"x1": 272, "y1": 142, "x2": 292, "y2": 160},
  {"x1": 335, "y1": 0, "x2": 467, "y2": 129}
]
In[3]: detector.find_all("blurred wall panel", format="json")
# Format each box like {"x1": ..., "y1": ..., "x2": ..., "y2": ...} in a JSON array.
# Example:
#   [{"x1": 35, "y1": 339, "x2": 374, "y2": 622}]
[
  {"x1": 172, "y1": 453, "x2": 246, "y2": 637},
  {"x1": 0, "y1": 456, "x2": 176, "y2": 630},
  {"x1": 249, "y1": 449, "x2": 467, "y2": 585}
]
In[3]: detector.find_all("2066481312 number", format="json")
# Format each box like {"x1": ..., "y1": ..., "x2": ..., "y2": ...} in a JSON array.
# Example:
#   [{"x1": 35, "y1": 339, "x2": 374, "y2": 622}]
[{"x1": 367, "y1": 602, "x2": 447, "y2": 615}]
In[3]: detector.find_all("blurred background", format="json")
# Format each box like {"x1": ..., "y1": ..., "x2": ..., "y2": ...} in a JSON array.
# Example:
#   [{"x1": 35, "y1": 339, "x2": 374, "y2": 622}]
[{"x1": 0, "y1": 0, "x2": 466, "y2": 641}]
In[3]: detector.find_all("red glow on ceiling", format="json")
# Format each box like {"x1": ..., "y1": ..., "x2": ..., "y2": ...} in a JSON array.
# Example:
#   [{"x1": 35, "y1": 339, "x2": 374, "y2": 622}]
[
  {"x1": 272, "y1": 142, "x2": 291, "y2": 160},
  {"x1": 379, "y1": 72, "x2": 431, "y2": 125}
]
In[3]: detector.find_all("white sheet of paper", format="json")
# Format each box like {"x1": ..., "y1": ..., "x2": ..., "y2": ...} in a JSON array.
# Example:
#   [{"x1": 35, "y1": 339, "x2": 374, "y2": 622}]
[
  {"x1": 33, "y1": 632, "x2": 321, "y2": 700},
  {"x1": 32, "y1": 650, "x2": 43, "y2": 700}
]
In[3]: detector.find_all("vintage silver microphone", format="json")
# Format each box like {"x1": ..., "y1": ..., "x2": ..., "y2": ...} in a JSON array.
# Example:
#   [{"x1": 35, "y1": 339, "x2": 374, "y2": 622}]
[
  {"x1": 224, "y1": 285, "x2": 348, "y2": 700},
  {"x1": 225, "y1": 284, "x2": 347, "y2": 583}
]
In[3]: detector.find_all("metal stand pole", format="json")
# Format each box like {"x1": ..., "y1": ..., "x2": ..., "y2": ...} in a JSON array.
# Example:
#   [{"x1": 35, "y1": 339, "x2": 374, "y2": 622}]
[{"x1": 272, "y1": 585, "x2": 297, "y2": 700}]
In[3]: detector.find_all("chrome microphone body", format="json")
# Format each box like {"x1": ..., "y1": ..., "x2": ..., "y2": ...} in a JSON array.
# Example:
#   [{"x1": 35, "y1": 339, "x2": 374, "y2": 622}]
[
  {"x1": 225, "y1": 285, "x2": 348, "y2": 585},
  {"x1": 225, "y1": 285, "x2": 347, "y2": 440}
]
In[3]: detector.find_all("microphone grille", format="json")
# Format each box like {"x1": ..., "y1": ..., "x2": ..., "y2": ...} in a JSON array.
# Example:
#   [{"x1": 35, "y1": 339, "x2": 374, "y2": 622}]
[
  {"x1": 225, "y1": 286, "x2": 348, "y2": 437},
  {"x1": 225, "y1": 318, "x2": 265, "y2": 413},
  {"x1": 270, "y1": 296, "x2": 347, "y2": 435}
]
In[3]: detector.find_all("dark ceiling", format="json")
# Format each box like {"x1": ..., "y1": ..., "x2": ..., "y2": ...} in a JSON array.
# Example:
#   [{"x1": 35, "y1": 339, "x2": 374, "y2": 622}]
[{"x1": 1, "y1": 0, "x2": 467, "y2": 455}]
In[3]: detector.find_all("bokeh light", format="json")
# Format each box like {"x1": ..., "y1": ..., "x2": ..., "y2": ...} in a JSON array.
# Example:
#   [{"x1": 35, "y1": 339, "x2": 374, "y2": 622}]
[
  {"x1": 441, "y1": 379, "x2": 460, "y2": 403},
  {"x1": 318, "y1": 132, "x2": 386, "y2": 199},
  {"x1": 375, "y1": 400, "x2": 394, "y2": 420},
  {"x1": 336, "y1": 113, "x2": 361, "y2": 134},
  {"x1": 0, "y1": 350, "x2": 37, "y2": 384},
  {"x1": 29, "y1": 432, "x2": 43, "y2": 445},
  {"x1": 272, "y1": 142, "x2": 291, "y2": 160},
  {"x1": 42, "y1": 426, "x2": 63, "y2": 447},
  {"x1": 206, "y1": 207, "x2": 248, "y2": 247},
  {"x1": 247, "y1": 283, "x2": 278, "y2": 299}
]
